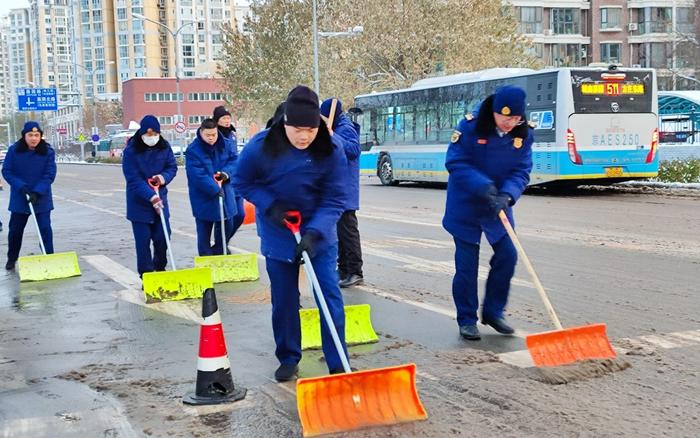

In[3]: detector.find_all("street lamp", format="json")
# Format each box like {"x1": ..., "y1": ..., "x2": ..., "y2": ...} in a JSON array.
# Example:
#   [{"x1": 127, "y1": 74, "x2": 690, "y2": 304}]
[
  {"x1": 64, "y1": 61, "x2": 115, "y2": 136},
  {"x1": 132, "y1": 13, "x2": 194, "y2": 132},
  {"x1": 311, "y1": 0, "x2": 363, "y2": 95}
]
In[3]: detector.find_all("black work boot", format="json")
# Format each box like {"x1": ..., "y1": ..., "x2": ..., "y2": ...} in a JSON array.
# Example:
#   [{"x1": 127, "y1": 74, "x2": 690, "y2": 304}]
[
  {"x1": 339, "y1": 274, "x2": 364, "y2": 288},
  {"x1": 481, "y1": 316, "x2": 515, "y2": 335},
  {"x1": 274, "y1": 363, "x2": 298, "y2": 382},
  {"x1": 459, "y1": 325, "x2": 481, "y2": 341},
  {"x1": 5, "y1": 260, "x2": 15, "y2": 271}
]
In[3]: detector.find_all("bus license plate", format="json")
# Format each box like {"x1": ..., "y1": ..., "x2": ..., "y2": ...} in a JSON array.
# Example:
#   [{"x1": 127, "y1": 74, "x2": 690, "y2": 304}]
[{"x1": 605, "y1": 167, "x2": 623, "y2": 177}]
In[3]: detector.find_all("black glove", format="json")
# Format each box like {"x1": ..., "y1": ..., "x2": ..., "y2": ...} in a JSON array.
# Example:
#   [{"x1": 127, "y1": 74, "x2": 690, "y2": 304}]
[
  {"x1": 266, "y1": 200, "x2": 293, "y2": 227},
  {"x1": 214, "y1": 171, "x2": 229, "y2": 183},
  {"x1": 478, "y1": 183, "x2": 498, "y2": 200},
  {"x1": 295, "y1": 229, "x2": 322, "y2": 263},
  {"x1": 487, "y1": 193, "x2": 512, "y2": 218}
]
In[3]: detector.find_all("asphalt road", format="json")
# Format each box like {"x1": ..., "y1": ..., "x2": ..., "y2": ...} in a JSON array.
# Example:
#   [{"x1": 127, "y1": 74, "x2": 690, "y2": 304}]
[{"x1": 1, "y1": 163, "x2": 699, "y2": 437}]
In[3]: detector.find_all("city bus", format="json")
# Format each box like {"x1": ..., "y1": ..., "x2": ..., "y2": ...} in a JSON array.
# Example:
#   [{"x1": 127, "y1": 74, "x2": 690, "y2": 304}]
[{"x1": 352, "y1": 66, "x2": 659, "y2": 186}]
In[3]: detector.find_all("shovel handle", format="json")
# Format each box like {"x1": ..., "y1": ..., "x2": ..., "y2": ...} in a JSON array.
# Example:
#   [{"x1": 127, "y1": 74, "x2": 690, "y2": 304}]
[
  {"x1": 26, "y1": 194, "x2": 47, "y2": 255},
  {"x1": 327, "y1": 98, "x2": 338, "y2": 129},
  {"x1": 287, "y1": 212, "x2": 352, "y2": 373},
  {"x1": 498, "y1": 210, "x2": 563, "y2": 330},
  {"x1": 147, "y1": 179, "x2": 176, "y2": 270}
]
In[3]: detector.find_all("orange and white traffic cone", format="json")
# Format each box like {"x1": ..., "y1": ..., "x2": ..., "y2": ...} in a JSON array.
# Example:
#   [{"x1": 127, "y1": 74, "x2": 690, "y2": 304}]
[{"x1": 183, "y1": 288, "x2": 246, "y2": 405}]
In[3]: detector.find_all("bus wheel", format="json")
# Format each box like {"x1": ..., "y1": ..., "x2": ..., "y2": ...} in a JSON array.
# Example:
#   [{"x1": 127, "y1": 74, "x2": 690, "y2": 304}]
[{"x1": 378, "y1": 155, "x2": 399, "y2": 186}]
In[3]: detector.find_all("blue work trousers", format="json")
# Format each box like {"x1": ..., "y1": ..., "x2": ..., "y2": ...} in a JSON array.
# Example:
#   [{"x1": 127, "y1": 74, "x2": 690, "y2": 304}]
[
  {"x1": 452, "y1": 235, "x2": 517, "y2": 326},
  {"x1": 131, "y1": 220, "x2": 169, "y2": 276},
  {"x1": 194, "y1": 197, "x2": 245, "y2": 256},
  {"x1": 266, "y1": 243, "x2": 348, "y2": 372},
  {"x1": 7, "y1": 212, "x2": 53, "y2": 262}
]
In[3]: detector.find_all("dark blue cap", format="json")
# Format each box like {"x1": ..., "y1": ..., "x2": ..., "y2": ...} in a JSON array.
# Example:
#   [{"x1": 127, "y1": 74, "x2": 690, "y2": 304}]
[
  {"x1": 22, "y1": 121, "x2": 42, "y2": 136},
  {"x1": 493, "y1": 86, "x2": 527, "y2": 117},
  {"x1": 320, "y1": 98, "x2": 342, "y2": 125},
  {"x1": 139, "y1": 115, "x2": 161, "y2": 134}
]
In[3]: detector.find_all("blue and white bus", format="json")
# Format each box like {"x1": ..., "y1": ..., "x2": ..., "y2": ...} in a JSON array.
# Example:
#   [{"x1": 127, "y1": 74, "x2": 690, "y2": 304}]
[{"x1": 352, "y1": 66, "x2": 659, "y2": 186}]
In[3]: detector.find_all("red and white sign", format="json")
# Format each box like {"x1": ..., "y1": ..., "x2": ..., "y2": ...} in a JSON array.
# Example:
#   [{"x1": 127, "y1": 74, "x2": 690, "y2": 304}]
[
  {"x1": 174, "y1": 121, "x2": 187, "y2": 134},
  {"x1": 57, "y1": 127, "x2": 68, "y2": 135}
]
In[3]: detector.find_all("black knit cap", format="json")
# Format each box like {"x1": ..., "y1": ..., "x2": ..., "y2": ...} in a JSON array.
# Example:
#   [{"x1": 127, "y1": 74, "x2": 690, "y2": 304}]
[
  {"x1": 284, "y1": 85, "x2": 320, "y2": 128},
  {"x1": 212, "y1": 105, "x2": 231, "y2": 123}
]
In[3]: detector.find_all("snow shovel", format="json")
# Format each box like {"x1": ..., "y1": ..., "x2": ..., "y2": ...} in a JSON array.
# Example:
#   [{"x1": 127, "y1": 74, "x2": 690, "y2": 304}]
[
  {"x1": 284, "y1": 211, "x2": 427, "y2": 437},
  {"x1": 18, "y1": 195, "x2": 81, "y2": 282},
  {"x1": 142, "y1": 179, "x2": 212, "y2": 303},
  {"x1": 498, "y1": 210, "x2": 616, "y2": 367},
  {"x1": 300, "y1": 304, "x2": 378, "y2": 350},
  {"x1": 194, "y1": 175, "x2": 259, "y2": 283}
]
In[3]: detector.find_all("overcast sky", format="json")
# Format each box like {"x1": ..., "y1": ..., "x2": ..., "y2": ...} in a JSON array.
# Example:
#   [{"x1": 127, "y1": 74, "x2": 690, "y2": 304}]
[{"x1": 0, "y1": 1, "x2": 30, "y2": 17}]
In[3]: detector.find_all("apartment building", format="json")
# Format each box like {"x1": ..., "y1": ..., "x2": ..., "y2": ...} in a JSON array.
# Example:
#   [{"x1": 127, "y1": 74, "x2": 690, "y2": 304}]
[
  {"x1": 509, "y1": 0, "x2": 698, "y2": 89},
  {"x1": 0, "y1": 16, "x2": 12, "y2": 120},
  {"x1": 28, "y1": 0, "x2": 82, "y2": 138}
]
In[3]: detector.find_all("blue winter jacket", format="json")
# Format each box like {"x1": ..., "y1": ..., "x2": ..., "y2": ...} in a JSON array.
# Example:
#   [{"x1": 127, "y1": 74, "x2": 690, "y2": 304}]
[
  {"x1": 185, "y1": 129, "x2": 239, "y2": 222},
  {"x1": 233, "y1": 126, "x2": 348, "y2": 262},
  {"x1": 122, "y1": 135, "x2": 178, "y2": 223},
  {"x1": 2, "y1": 140, "x2": 56, "y2": 214},
  {"x1": 442, "y1": 106, "x2": 533, "y2": 245},
  {"x1": 332, "y1": 113, "x2": 361, "y2": 211}
]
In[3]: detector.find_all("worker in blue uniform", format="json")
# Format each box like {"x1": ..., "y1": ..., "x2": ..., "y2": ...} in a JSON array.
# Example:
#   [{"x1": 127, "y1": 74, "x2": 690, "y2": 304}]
[
  {"x1": 443, "y1": 86, "x2": 534, "y2": 341},
  {"x1": 320, "y1": 98, "x2": 364, "y2": 288},
  {"x1": 212, "y1": 105, "x2": 245, "y2": 232},
  {"x1": 234, "y1": 85, "x2": 349, "y2": 382},
  {"x1": 122, "y1": 115, "x2": 178, "y2": 277},
  {"x1": 185, "y1": 118, "x2": 241, "y2": 256},
  {"x1": 2, "y1": 122, "x2": 57, "y2": 270}
]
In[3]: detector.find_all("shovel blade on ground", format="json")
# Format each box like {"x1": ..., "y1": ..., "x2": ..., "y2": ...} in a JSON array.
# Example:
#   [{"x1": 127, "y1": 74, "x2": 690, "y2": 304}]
[
  {"x1": 193, "y1": 253, "x2": 259, "y2": 284},
  {"x1": 526, "y1": 322, "x2": 617, "y2": 367},
  {"x1": 300, "y1": 304, "x2": 378, "y2": 350},
  {"x1": 18, "y1": 252, "x2": 81, "y2": 282},
  {"x1": 142, "y1": 267, "x2": 213, "y2": 303},
  {"x1": 297, "y1": 363, "x2": 427, "y2": 437}
]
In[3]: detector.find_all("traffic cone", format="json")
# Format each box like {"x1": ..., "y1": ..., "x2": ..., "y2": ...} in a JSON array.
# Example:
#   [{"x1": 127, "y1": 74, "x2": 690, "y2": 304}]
[{"x1": 183, "y1": 288, "x2": 247, "y2": 405}]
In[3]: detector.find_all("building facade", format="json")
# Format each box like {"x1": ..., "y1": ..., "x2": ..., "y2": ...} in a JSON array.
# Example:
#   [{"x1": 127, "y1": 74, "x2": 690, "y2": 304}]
[
  {"x1": 509, "y1": 0, "x2": 699, "y2": 90},
  {"x1": 0, "y1": 15, "x2": 12, "y2": 121},
  {"x1": 121, "y1": 77, "x2": 227, "y2": 131}
]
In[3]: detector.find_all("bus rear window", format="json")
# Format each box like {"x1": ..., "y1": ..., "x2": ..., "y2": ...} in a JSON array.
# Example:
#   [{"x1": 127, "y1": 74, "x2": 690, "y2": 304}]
[{"x1": 571, "y1": 70, "x2": 653, "y2": 113}]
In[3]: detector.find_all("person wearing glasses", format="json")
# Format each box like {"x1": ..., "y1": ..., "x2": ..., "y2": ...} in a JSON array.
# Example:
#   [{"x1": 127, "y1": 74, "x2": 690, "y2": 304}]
[{"x1": 442, "y1": 85, "x2": 533, "y2": 341}]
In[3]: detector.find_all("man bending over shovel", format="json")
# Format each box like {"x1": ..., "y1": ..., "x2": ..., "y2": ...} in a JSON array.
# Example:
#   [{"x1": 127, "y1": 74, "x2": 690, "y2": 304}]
[{"x1": 234, "y1": 85, "x2": 350, "y2": 382}]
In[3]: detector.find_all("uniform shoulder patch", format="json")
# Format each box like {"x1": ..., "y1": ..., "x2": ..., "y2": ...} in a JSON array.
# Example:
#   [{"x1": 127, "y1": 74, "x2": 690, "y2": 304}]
[
  {"x1": 464, "y1": 113, "x2": 474, "y2": 121},
  {"x1": 513, "y1": 137, "x2": 523, "y2": 149},
  {"x1": 450, "y1": 130, "x2": 462, "y2": 143}
]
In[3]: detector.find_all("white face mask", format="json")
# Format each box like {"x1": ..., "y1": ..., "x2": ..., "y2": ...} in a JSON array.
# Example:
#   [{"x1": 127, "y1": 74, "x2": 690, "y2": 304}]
[{"x1": 142, "y1": 134, "x2": 160, "y2": 147}]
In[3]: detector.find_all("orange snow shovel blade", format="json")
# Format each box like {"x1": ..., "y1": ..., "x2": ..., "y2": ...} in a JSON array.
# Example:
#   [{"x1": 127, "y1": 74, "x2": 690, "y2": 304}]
[
  {"x1": 296, "y1": 363, "x2": 427, "y2": 437},
  {"x1": 526, "y1": 323, "x2": 616, "y2": 367}
]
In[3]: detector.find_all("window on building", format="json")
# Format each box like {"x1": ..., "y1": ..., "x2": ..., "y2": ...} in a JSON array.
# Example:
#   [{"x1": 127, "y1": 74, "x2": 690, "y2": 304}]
[
  {"x1": 518, "y1": 7, "x2": 542, "y2": 34},
  {"x1": 549, "y1": 43, "x2": 585, "y2": 67},
  {"x1": 92, "y1": 10, "x2": 102, "y2": 22},
  {"x1": 117, "y1": 8, "x2": 126, "y2": 20},
  {"x1": 600, "y1": 8, "x2": 621, "y2": 30},
  {"x1": 676, "y1": 8, "x2": 694, "y2": 33},
  {"x1": 600, "y1": 43, "x2": 621, "y2": 63},
  {"x1": 551, "y1": 8, "x2": 580, "y2": 35},
  {"x1": 638, "y1": 7, "x2": 672, "y2": 34}
]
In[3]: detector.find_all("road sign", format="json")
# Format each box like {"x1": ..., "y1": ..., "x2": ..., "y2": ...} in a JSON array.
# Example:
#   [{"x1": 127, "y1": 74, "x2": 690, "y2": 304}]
[
  {"x1": 78, "y1": 133, "x2": 86, "y2": 142},
  {"x1": 17, "y1": 88, "x2": 58, "y2": 111},
  {"x1": 57, "y1": 127, "x2": 67, "y2": 135},
  {"x1": 91, "y1": 134, "x2": 100, "y2": 142},
  {"x1": 174, "y1": 121, "x2": 187, "y2": 134}
]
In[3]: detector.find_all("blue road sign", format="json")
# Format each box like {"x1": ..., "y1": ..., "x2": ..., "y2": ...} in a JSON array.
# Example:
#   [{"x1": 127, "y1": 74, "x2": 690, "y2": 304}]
[
  {"x1": 91, "y1": 134, "x2": 100, "y2": 142},
  {"x1": 17, "y1": 88, "x2": 58, "y2": 111}
]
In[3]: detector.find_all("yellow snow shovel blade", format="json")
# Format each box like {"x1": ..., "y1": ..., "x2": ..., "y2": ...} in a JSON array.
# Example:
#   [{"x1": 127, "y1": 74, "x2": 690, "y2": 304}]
[
  {"x1": 193, "y1": 253, "x2": 259, "y2": 284},
  {"x1": 300, "y1": 304, "x2": 378, "y2": 350},
  {"x1": 18, "y1": 252, "x2": 81, "y2": 282},
  {"x1": 142, "y1": 267, "x2": 213, "y2": 303},
  {"x1": 297, "y1": 363, "x2": 427, "y2": 437}
]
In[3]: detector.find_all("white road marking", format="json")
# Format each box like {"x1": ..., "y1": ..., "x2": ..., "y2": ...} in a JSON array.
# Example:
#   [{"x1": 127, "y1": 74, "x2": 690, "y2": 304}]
[
  {"x1": 355, "y1": 283, "x2": 455, "y2": 319},
  {"x1": 358, "y1": 212, "x2": 442, "y2": 228},
  {"x1": 497, "y1": 350, "x2": 535, "y2": 368},
  {"x1": 637, "y1": 334, "x2": 685, "y2": 349},
  {"x1": 78, "y1": 190, "x2": 114, "y2": 197},
  {"x1": 82, "y1": 255, "x2": 200, "y2": 323}
]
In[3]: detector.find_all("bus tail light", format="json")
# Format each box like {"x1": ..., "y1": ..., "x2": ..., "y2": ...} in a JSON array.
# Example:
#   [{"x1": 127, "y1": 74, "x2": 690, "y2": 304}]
[
  {"x1": 645, "y1": 128, "x2": 659, "y2": 163},
  {"x1": 567, "y1": 129, "x2": 582, "y2": 164}
]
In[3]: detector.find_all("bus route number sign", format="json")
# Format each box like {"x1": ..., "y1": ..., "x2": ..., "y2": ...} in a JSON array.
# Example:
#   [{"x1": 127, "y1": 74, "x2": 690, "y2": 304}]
[{"x1": 581, "y1": 83, "x2": 645, "y2": 96}]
